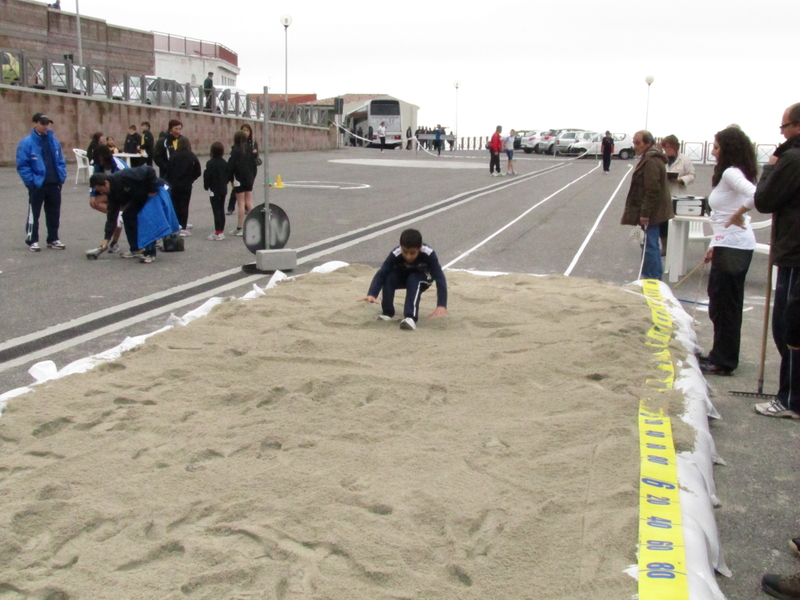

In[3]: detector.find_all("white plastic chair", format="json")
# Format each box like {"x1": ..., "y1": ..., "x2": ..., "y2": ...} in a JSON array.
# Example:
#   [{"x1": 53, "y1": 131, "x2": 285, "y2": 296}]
[{"x1": 73, "y1": 148, "x2": 90, "y2": 184}]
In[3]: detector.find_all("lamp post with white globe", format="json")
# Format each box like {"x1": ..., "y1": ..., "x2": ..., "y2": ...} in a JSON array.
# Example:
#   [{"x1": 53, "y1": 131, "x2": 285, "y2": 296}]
[
  {"x1": 281, "y1": 14, "x2": 292, "y2": 104},
  {"x1": 454, "y1": 80, "x2": 460, "y2": 151},
  {"x1": 645, "y1": 75, "x2": 654, "y2": 130}
]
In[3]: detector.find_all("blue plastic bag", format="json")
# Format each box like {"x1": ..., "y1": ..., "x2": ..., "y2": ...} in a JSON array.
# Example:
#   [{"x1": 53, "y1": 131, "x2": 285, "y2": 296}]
[{"x1": 138, "y1": 185, "x2": 180, "y2": 248}]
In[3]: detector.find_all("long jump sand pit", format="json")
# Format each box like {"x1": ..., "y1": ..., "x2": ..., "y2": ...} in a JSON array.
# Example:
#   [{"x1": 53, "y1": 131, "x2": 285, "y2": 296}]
[{"x1": 0, "y1": 266, "x2": 691, "y2": 600}]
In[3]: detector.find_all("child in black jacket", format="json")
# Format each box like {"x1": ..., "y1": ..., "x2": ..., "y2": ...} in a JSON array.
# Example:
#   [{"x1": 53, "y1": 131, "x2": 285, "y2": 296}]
[{"x1": 203, "y1": 142, "x2": 229, "y2": 240}]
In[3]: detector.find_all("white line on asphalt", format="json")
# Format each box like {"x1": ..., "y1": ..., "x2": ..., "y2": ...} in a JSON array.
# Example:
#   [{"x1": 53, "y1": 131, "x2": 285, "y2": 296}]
[
  {"x1": 563, "y1": 165, "x2": 634, "y2": 276},
  {"x1": 443, "y1": 163, "x2": 602, "y2": 269},
  {"x1": 2, "y1": 162, "x2": 572, "y2": 372}
]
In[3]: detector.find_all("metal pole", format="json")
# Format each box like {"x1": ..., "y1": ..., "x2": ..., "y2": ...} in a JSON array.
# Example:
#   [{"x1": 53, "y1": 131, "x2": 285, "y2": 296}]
[
  {"x1": 284, "y1": 27, "x2": 288, "y2": 103},
  {"x1": 262, "y1": 86, "x2": 271, "y2": 250},
  {"x1": 75, "y1": 0, "x2": 83, "y2": 66}
]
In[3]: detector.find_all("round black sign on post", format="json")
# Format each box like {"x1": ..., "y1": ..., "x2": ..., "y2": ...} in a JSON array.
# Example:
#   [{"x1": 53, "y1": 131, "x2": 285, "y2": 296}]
[{"x1": 243, "y1": 203, "x2": 291, "y2": 254}]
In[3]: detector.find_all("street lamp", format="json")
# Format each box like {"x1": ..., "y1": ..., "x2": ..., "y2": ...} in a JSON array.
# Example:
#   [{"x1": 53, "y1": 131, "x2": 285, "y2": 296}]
[
  {"x1": 454, "y1": 80, "x2": 460, "y2": 152},
  {"x1": 281, "y1": 14, "x2": 292, "y2": 104},
  {"x1": 75, "y1": 0, "x2": 83, "y2": 65},
  {"x1": 644, "y1": 75, "x2": 654, "y2": 130}
]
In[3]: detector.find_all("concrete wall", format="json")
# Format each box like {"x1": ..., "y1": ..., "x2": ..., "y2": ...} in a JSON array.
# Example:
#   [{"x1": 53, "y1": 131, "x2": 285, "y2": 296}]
[
  {"x1": 0, "y1": 85, "x2": 338, "y2": 166},
  {"x1": 0, "y1": 0, "x2": 154, "y2": 74}
]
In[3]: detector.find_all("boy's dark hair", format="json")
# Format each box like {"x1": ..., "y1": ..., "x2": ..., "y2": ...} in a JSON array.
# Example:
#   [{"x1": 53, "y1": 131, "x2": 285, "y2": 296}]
[
  {"x1": 128, "y1": 124, "x2": 137, "y2": 131},
  {"x1": 141, "y1": 121, "x2": 150, "y2": 129},
  {"x1": 176, "y1": 136, "x2": 192, "y2": 152},
  {"x1": 89, "y1": 172, "x2": 111, "y2": 187},
  {"x1": 168, "y1": 119, "x2": 182, "y2": 131},
  {"x1": 210, "y1": 141, "x2": 224, "y2": 158},
  {"x1": 400, "y1": 229, "x2": 422, "y2": 249}
]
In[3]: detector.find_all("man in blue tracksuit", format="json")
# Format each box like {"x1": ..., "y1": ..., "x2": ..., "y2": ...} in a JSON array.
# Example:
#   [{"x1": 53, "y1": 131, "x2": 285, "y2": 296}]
[
  {"x1": 361, "y1": 229, "x2": 448, "y2": 331},
  {"x1": 16, "y1": 112, "x2": 68, "y2": 251}
]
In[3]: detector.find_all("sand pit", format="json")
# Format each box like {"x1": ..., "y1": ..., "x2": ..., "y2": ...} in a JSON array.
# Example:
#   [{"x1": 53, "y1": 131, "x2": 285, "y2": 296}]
[{"x1": 0, "y1": 266, "x2": 689, "y2": 600}]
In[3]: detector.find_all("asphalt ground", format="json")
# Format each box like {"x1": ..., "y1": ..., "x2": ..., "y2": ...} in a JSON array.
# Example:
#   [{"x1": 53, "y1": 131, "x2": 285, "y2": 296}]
[{"x1": 0, "y1": 145, "x2": 798, "y2": 599}]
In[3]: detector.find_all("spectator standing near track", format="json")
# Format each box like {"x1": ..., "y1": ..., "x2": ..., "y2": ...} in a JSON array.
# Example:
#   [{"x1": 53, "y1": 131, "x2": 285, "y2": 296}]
[
  {"x1": 16, "y1": 112, "x2": 67, "y2": 251},
  {"x1": 751, "y1": 102, "x2": 800, "y2": 420},
  {"x1": 203, "y1": 72, "x2": 214, "y2": 110},
  {"x1": 620, "y1": 130, "x2": 672, "y2": 280},
  {"x1": 204, "y1": 142, "x2": 229, "y2": 241},
  {"x1": 660, "y1": 134, "x2": 696, "y2": 256},
  {"x1": 226, "y1": 124, "x2": 259, "y2": 215},
  {"x1": 140, "y1": 122, "x2": 154, "y2": 167},
  {"x1": 165, "y1": 137, "x2": 201, "y2": 237},
  {"x1": 153, "y1": 119, "x2": 183, "y2": 180},
  {"x1": 489, "y1": 125, "x2": 503, "y2": 176},
  {"x1": 504, "y1": 129, "x2": 517, "y2": 175},
  {"x1": 601, "y1": 131, "x2": 614, "y2": 174},
  {"x1": 228, "y1": 130, "x2": 257, "y2": 236},
  {"x1": 377, "y1": 122, "x2": 387, "y2": 152}
]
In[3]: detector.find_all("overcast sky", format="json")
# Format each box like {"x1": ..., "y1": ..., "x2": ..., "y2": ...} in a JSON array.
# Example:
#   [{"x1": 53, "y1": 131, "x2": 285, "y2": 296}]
[{"x1": 74, "y1": 0, "x2": 791, "y2": 145}]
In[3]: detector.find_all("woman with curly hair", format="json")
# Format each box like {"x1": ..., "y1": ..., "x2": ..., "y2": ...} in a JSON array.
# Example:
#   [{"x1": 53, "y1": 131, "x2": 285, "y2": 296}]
[{"x1": 699, "y1": 126, "x2": 759, "y2": 376}]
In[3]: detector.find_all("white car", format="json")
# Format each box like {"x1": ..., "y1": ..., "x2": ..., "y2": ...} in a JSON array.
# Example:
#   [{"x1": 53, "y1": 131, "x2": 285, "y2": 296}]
[
  {"x1": 34, "y1": 63, "x2": 108, "y2": 97},
  {"x1": 570, "y1": 132, "x2": 635, "y2": 160},
  {"x1": 520, "y1": 130, "x2": 547, "y2": 154},
  {"x1": 555, "y1": 130, "x2": 596, "y2": 155}
]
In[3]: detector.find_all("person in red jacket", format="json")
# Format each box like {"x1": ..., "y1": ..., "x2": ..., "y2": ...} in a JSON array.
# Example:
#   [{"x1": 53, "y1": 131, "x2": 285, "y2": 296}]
[{"x1": 489, "y1": 125, "x2": 503, "y2": 176}]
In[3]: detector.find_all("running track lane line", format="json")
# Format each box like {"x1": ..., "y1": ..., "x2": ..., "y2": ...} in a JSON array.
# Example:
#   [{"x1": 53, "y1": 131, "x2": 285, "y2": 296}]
[
  {"x1": 1, "y1": 162, "x2": 575, "y2": 373},
  {"x1": 443, "y1": 162, "x2": 602, "y2": 269},
  {"x1": 563, "y1": 164, "x2": 634, "y2": 276}
]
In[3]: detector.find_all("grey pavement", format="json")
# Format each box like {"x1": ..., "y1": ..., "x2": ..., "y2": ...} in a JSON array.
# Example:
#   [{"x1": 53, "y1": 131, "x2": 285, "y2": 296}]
[{"x1": 0, "y1": 146, "x2": 797, "y2": 599}]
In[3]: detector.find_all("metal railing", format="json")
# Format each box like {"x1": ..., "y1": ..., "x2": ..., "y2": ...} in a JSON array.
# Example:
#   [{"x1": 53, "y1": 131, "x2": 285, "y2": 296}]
[{"x1": 1, "y1": 49, "x2": 334, "y2": 127}]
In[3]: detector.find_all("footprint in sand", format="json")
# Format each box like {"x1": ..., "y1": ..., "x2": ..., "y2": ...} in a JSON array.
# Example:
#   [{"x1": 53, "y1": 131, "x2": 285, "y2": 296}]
[{"x1": 468, "y1": 508, "x2": 507, "y2": 557}]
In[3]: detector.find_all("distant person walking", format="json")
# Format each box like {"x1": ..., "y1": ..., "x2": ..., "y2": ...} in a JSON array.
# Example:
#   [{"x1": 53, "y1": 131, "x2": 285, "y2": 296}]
[
  {"x1": 620, "y1": 130, "x2": 672, "y2": 280},
  {"x1": 16, "y1": 112, "x2": 67, "y2": 251},
  {"x1": 601, "y1": 131, "x2": 614, "y2": 173},
  {"x1": 435, "y1": 124, "x2": 444, "y2": 156},
  {"x1": 377, "y1": 122, "x2": 387, "y2": 152},
  {"x1": 204, "y1": 142, "x2": 229, "y2": 241},
  {"x1": 489, "y1": 125, "x2": 503, "y2": 176},
  {"x1": 406, "y1": 126, "x2": 412, "y2": 150}
]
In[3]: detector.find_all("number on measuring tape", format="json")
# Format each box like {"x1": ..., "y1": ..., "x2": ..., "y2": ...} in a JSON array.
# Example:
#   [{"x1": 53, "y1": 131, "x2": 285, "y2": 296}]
[
  {"x1": 645, "y1": 562, "x2": 676, "y2": 579},
  {"x1": 646, "y1": 540, "x2": 674, "y2": 551},
  {"x1": 646, "y1": 494, "x2": 671, "y2": 506},
  {"x1": 645, "y1": 419, "x2": 664, "y2": 425},
  {"x1": 642, "y1": 478, "x2": 676, "y2": 490},
  {"x1": 646, "y1": 516, "x2": 672, "y2": 529},
  {"x1": 645, "y1": 430, "x2": 666, "y2": 438},
  {"x1": 647, "y1": 455, "x2": 669, "y2": 466}
]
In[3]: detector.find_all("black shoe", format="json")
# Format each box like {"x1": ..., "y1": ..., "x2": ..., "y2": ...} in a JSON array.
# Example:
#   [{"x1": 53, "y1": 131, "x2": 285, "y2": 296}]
[
  {"x1": 791, "y1": 537, "x2": 800, "y2": 556},
  {"x1": 696, "y1": 354, "x2": 711, "y2": 365},
  {"x1": 762, "y1": 572, "x2": 800, "y2": 600},
  {"x1": 700, "y1": 362, "x2": 733, "y2": 376}
]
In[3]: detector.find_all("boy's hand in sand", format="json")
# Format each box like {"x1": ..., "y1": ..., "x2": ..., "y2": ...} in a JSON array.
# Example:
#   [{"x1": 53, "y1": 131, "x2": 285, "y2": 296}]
[
  {"x1": 359, "y1": 295, "x2": 379, "y2": 304},
  {"x1": 429, "y1": 306, "x2": 448, "y2": 317}
]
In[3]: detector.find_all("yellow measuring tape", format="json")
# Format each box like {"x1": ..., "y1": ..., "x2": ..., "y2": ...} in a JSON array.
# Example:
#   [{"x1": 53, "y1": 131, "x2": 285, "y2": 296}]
[{"x1": 637, "y1": 279, "x2": 689, "y2": 600}]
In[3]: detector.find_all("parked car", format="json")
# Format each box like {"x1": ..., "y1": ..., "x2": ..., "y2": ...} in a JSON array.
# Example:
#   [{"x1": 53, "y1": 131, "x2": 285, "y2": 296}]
[
  {"x1": 513, "y1": 130, "x2": 534, "y2": 150},
  {"x1": 145, "y1": 78, "x2": 200, "y2": 109},
  {"x1": 570, "y1": 132, "x2": 635, "y2": 159},
  {"x1": 555, "y1": 130, "x2": 596, "y2": 155},
  {"x1": 2, "y1": 52, "x2": 20, "y2": 85},
  {"x1": 34, "y1": 63, "x2": 108, "y2": 97},
  {"x1": 111, "y1": 75, "x2": 146, "y2": 102},
  {"x1": 519, "y1": 130, "x2": 547, "y2": 154},
  {"x1": 539, "y1": 128, "x2": 584, "y2": 155}
]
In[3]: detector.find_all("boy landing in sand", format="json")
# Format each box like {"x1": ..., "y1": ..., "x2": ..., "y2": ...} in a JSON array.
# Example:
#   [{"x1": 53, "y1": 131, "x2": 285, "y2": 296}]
[{"x1": 359, "y1": 228, "x2": 448, "y2": 330}]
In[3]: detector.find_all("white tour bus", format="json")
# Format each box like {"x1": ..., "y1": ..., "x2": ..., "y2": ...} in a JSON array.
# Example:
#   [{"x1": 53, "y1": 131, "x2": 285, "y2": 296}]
[{"x1": 345, "y1": 98, "x2": 405, "y2": 149}]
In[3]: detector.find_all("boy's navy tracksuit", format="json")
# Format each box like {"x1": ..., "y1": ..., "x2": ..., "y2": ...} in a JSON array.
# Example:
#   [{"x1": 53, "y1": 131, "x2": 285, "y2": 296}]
[{"x1": 368, "y1": 245, "x2": 447, "y2": 321}]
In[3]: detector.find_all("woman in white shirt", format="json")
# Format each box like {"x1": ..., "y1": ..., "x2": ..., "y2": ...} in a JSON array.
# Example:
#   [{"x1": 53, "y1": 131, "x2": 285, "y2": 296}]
[{"x1": 699, "y1": 127, "x2": 759, "y2": 376}]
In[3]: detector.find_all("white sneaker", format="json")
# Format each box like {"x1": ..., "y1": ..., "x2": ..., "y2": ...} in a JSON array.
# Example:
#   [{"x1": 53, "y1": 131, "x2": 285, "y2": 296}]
[
  {"x1": 230, "y1": 228, "x2": 243, "y2": 237},
  {"x1": 754, "y1": 398, "x2": 800, "y2": 419},
  {"x1": 178, "y1": 229, "x2": 192, "y2": 237},
  {"x1": 400, "y1": 317, "x2": 416, "y2": 330},
  {"x1": 207, "y1": 232, "x2": 225, "y2": 241},
  {"x1": 376, "y1": 314, "x2": 392, "y2": 321},
  {"x1": 29, "y1": 242, "x2": 41, "y2": 252}
]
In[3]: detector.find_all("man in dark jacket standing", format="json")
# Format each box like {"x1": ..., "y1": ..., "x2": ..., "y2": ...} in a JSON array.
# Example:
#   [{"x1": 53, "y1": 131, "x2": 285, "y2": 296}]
[
  {"x1": 752, "y1": 102, "x2": 800, "y2": 421},
  {"x1": 140, "y1": 121, "x2": 155, "y2": 167},
  {"x1": 620, "y1": 130, "x2": 672, "y2": 280},
  {"x1": 153, "y1": 119, "x2": 183, "y2": 179},
  {"x1": 601, "y1": 131, "x2": 614, "y2": 173},
  {"x1": 16, "y1": 112, "x2": 67, "y2": 251}
]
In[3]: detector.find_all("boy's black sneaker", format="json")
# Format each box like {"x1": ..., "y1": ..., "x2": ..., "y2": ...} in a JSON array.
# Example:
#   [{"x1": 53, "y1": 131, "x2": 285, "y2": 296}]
[{"x1": 762, "y1": 572, "x2": 800, "y2": 600}]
